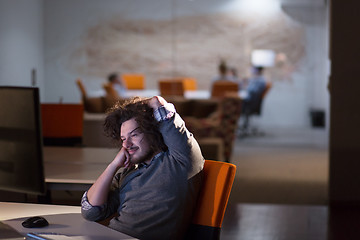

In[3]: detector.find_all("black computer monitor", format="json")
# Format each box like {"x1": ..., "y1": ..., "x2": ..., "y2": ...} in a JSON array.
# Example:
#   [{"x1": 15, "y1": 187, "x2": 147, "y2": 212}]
[{"x1": 0, "y1": 86, "x2": 46, "y2": 195}]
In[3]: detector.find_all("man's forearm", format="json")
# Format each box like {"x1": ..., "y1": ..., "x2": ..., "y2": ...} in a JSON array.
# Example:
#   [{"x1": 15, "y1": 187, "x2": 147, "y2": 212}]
[{"x1": 87, "y1": 162, "x2": 120, "y2": 206}]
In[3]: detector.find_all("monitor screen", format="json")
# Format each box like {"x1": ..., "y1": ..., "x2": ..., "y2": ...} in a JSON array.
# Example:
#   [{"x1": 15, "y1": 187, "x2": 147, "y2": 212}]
[{"x1": 0, "y1": 86, "x2": 45, "y2": 195}]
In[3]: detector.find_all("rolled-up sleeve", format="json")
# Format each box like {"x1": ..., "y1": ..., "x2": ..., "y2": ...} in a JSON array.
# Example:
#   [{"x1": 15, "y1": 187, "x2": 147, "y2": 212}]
[
  {"x1": 81, "y1": 192, "x2": 107, "y2": 221},
  {"x1": 153, "y1": 103, "x2": 175, "y2": 122},
  {"x1": 81, "y1": 190, "x2": 119, "y2": 222}
]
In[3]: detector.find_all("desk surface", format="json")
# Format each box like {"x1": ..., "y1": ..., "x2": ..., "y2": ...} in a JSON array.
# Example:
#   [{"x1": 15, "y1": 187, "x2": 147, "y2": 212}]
[
  {"x1": 1, "y1": 201, "x2": 334, "y2": 240},
  {"x1": 0, "y1": 202, "x2": 80, "y2": 220},
  {"x1": 0, "y1": 202, "x2": 136, "y2": 240},
  {"x1": 44, "y1": 147, "x2": 118, "y2": 164},
  {"x1": 98, "y1": 89, "x2": 247, "y2": 99},
  {"x1": 5, "y1": 201, "x2": 360, "y2": 240},
  {"x1": 124, "y1": 89, "x2": 210, "y2": 99},
  {"x1": 44, "y1": 147, "x2": 116, "y2": 186},
  {"x1": 124, "y1": 89, "x2": 247, "y2": 99}
]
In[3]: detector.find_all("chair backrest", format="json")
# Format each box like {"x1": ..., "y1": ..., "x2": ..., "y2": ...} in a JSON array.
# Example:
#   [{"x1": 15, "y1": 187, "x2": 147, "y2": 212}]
[
  {"x1": 122, "y1": 73, "x2": 145, "y2": 90},
  {"x1": 103, "y1": 83, "x2": 120, "y2": 99},
  {"x1": 183, "y1": 77, "x2": 197, "y2": 91},
  {"x1": 186, "y1": 160, "x2": 236, "y2": 240},
  {"x1": 158, "y1": 79, "x2": 184, "y2": 97},
  {"x1": 211, "y1": 81, "x2": 239, "y2": 98},
  {"x1": 102, "y1": 83, "x2": 125, "y2": 111},
  {"x1": 262, "y1": 81, "x2": 272, "y2": 98},
  {"x1": 76, "y1": 78, "x2": 87, "y2": 98},
  {"x1": 253, "y1": 81, "x2": 272, "y2": 115},
  {"x1": 41, "y1": 104, "x2": 84, "y2": 146},
  {"x1": 75, "y1": 79, "x2": 105, "y2": 113}
]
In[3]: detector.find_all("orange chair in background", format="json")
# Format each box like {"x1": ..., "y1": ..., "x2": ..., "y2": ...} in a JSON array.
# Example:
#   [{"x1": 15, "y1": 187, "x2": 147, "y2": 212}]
[
  {"x1": 102, "y1": 82, "x2": 128, "y2": 111},
  {"x1": 75, "y1": 79, "x2": 105, "y2": 113},
  {"x1": 122, "y1": 73, "x2": 145, "y2": 90},
  {"x1": 183, "y1": 77, "x2": 197, "y2": 91},
  {"x1": 211, "y1": 81, "x2": 239, "y2": 98},
  {"x1": 41, "y1": 103, "x2": 84, "y2": 146},
  {"x1": 76, "y1": 78, "x2": 87, "y2": 98},
  {"x1": 262, "y1": 81, "x2": 272, "y2": 98},
  {"x1": 158, "y1": 79, "x2": 185, "y2": 98},
  {"x1": 185, "y1": 160, "x2": 236, "y2": 240},
  {"x1": 102, "y1": 82, "x2": 120, "y2": 99}
]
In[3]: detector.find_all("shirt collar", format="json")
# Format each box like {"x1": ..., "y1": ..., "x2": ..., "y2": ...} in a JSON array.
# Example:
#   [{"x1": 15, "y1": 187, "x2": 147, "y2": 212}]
[{"x1": 136, "y1": 152, "x2": 163, "y2": 169}]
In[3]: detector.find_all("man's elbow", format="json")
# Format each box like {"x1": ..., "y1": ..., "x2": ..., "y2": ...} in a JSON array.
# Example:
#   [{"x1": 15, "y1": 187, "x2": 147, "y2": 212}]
[{"x1": 81, "y1": 207, "x2": 103, "y2": 222}]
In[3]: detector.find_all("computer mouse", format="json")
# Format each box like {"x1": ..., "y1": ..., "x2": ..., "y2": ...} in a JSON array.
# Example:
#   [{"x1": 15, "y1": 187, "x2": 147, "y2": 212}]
[{"x1": 22, "y1": 216, "x2": 49, "y2": 228}]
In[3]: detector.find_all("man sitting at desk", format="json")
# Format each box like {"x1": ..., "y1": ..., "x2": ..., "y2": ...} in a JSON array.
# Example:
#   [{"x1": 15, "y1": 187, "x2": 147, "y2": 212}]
[{"x1": 81, "y1": 96, "x2": 204, "y2": 240}]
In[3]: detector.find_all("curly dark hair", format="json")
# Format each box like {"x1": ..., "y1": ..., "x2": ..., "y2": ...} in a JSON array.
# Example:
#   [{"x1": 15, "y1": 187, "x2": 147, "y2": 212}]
[{"x1": 103, "y1": 97, "x2": 167, "y2": 152}]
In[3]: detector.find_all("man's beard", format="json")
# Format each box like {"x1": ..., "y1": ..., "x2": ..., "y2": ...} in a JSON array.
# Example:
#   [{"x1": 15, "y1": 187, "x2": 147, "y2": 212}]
[{"x1": 130, "y1": 148, "x2": 156, "y2": 164}]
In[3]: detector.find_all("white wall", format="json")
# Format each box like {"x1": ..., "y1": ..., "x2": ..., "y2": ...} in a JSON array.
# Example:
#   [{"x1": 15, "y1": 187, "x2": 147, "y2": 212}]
[
  {"x1": 0, "y1": 0, "x2": 44, "y2": 100},
  {"x1": 258, "y1": 4, "x2": 329, "y2": 128},
  {"x1": 0, "y1": 0, "x2": 329, "y2": 129}
]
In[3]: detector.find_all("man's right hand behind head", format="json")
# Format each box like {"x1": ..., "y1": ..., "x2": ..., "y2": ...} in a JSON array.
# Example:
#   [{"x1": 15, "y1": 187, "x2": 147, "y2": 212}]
[{"x1": 148, "y1": 96, "x2": 167, "y2": 110}]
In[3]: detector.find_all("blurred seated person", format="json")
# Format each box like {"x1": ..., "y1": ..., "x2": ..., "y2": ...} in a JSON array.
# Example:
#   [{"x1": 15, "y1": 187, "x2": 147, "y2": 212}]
[
  {"x1": 212, "y1": 61, "x2": 242, "y2": 90},
  {"x1": 227, "y1": 66, "x2": 242, "y2": 89},
  {"x1": 240, "y1": 66, "x2": 267, "y2": 129},
  {"x1": 245, "y1": 66, "x2": 266, "y2": 100},
  {"x1": 211, "y1": 60, "x2": 233, "y2": 82},
  {"x1": 108, "y1": 72, "x2": 127, "y2": 97}
]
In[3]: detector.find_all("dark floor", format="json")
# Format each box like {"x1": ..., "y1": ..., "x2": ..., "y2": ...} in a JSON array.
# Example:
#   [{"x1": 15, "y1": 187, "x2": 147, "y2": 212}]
[
  {"x1": 229, "y1": 126, "x2": 328, "y2": 205},
  {"x1": 220, "y1": 126, "x2": 330, "y2": 239},
  {"x1": 221, "y1": 203, "x2": 328, "y2": 240},
  {"x1": 221, "y1": 202, "x2": 360, "y2": 240}
]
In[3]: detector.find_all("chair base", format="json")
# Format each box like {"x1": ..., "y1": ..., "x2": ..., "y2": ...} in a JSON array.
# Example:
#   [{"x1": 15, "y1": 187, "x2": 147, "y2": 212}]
[
  {"x1": 184, "y1": 224, "x2": 221, "y2": 240},
  {"x1": 237, "y1": 126, "x2": 266, "y2": 138},
  {"x1": 237, "y1": 113, "x2": 266, "y2": 139}
]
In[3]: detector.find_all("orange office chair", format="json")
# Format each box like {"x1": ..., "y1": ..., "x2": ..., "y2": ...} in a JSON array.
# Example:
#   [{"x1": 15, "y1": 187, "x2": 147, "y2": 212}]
[
  {"x1": 41, "y1": 103, "x2": 84, "y2": 146},
  {"x1": 122, "y1": 73, "x2": 145, "y2": 90},
  {"x1": 158, "y1": 79, "x2": 185, "y2": 98},
  {"x1": 185, "y1": 160, "x2": 236, "y2": 240},
  {"x1": 75, "y1": 79, "x2": 105, "y2": 113},
  {"x1": 211, "y1": 81, "x2": 239, "y2": 98},
  {"x1": 262, "y1": 81, "x2": 272, "y2": 98},
  {"x1": 102, "y1": 82, "x2": 120, "y2": 99},
  {"x1": 76, "y1": 78, "x2": 87, "y2": 98},
  {"x1": 183, "y1": 77, "x2": 197, "y2": 91}
]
